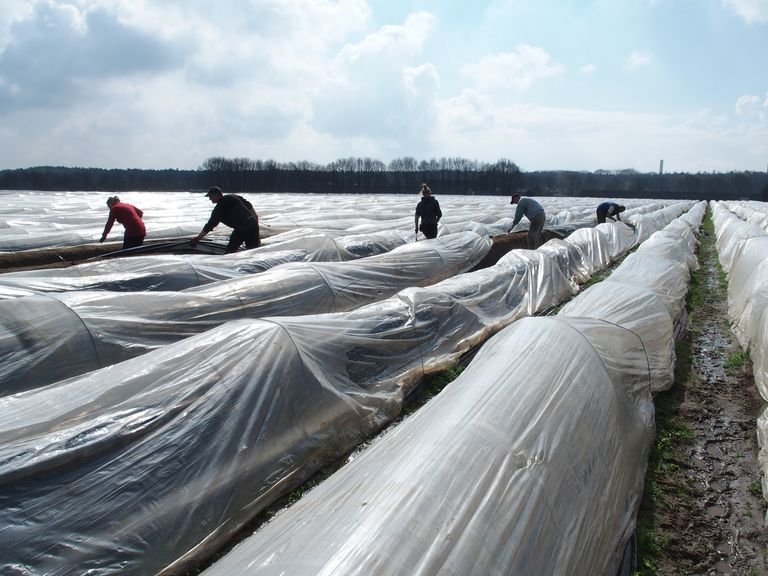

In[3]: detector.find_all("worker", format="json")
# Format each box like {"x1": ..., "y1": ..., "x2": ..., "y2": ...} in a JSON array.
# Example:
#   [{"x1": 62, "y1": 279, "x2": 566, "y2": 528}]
[
  {"x1": 191, "y1": 186, "x2": 260, "y2": 252},
  {"x1": 509, "y1": 194, "x2": 546, "y2": 249},
  {"x1": 415, "y1": 183, "x2": 442, "y2": 239},
  {"x1": 596, "y1": 202, "x2": 626, "y2": 224},
  {"x1": 100, "y1": 196, "x2": 146, "y2": 249}
]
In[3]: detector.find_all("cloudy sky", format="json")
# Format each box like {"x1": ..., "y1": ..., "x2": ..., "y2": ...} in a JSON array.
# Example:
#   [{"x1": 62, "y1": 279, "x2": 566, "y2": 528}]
[{"x1": 1, "y1": 0, "x2": 767, "y2": 173}]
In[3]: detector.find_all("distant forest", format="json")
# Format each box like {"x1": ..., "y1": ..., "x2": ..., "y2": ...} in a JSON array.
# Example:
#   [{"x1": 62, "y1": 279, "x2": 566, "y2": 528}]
[{"x1": 2, "y1": 156, "x2": 767, "y2": 201}]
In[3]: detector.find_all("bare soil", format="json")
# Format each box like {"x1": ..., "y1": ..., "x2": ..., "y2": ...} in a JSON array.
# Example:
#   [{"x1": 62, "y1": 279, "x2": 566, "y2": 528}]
[
  {"x1": 639, "y1": 224, "x2": 768, "y2": 575},
  {"x1": 470, "y1": 229, "x2": 565, "y2": 270}
]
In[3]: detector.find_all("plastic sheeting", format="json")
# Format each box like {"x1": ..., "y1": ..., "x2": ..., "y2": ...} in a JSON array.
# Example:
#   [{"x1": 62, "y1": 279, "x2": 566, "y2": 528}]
[
  {"x1": 0, "y1": 229, "x2": 408, "y2": 298},
  {"x1": 0, "y1": 232, "x2": 490, "y2": 395},
  {"x1": 0, "y1": 191, "x2": 692, "y2": 253},
  {"x1": 711, "y1": 202, "x2": 768, "y2": 353},
  {"x1": 0, "y1": 199, "x2": 700, "y2": 575},
  {"x1": 557, "y1": 210, "x2": 707, "y2": 393},
  {"x1": 0, "y1": 252, "x2": 573, "y2": 576},
  {"x1": 708, "y1": 201, "x2": 768, "y2": 523},
  {"x1": 199, "y1": 316, "x2": 655, "y2": 576}
]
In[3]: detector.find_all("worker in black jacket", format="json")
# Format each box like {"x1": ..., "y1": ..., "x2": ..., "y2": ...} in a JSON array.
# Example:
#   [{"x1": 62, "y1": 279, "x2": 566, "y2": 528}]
[
  {"x1": 191, "y1": 186, "x2": 260, "y2": 252},
  {"x1": 415, "y1": 183, "x2": 442, "y2": 239}
]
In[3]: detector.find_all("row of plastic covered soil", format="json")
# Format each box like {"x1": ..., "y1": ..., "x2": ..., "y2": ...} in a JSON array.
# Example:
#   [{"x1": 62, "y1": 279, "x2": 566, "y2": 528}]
[
  {"x1": 711, "y1": 201, "x2": 768, "y2": 509},
  {"x1": 0, "y1": 192, "x2": 708, "y2": 575}
]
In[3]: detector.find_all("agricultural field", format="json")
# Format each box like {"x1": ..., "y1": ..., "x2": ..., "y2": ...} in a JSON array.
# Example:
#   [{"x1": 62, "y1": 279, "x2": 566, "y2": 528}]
[{"x1": 1, "y1": 191, "x2": 767, "y2": 576}]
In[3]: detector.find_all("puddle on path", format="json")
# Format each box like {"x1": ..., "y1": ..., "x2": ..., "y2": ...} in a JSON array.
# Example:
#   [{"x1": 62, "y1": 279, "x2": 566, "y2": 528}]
[
  {"x1": 707, "y1": 505, "x2": 726, "y2": 517},
  {"x1": 707, "y1": 444, "x2": 723, "y2": 457},
  {"x1": 715, "y1": 560, "x2": 732, "y2": 573}
]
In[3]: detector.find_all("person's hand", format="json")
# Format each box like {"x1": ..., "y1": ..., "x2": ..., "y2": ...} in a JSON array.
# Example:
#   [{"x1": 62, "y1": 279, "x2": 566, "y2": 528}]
[
  {"x1": 99, "y1": 236, "x2": 106, "y2": 243},
  {"x1": 190, "y1": 237, "x2": 199, "y2": 247}
]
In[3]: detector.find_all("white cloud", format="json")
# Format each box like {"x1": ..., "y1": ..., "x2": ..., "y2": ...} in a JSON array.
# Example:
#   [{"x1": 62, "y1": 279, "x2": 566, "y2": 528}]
[
  {"x1": 721, "y1": 0, "x2": 768, "y2": 23},
  {"x1": 580, "y1": 64, "x2": 597, "y2": 74},
  {"x1": 736, "y1": 94, "x2": 761, "y2": 113},
  {"x1": 460, "y1": 44, "x2": 564, "y2": 94},
  {"x1": 735, "y1": 93, "x2": 767, "y2": 121},
  {"x1": 333, "y1": 11, "x2": 436, "y2": 73},
  {"x1": 310, "y1": 12, "x2": 439, "y2": 143},
  {"x1": 624, "y1": 50, "x2": 653, "y2": 69},
  {"x1": 427, "y1": 99, "x2": 768, "y2": 172}
]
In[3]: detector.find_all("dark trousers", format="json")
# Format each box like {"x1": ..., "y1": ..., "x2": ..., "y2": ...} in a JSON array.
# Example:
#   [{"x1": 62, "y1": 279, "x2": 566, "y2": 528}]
[
  {"x1": 527, "y1": 213, "x2": 545, "y2": 250},
  {"x1": 226, "y1": 226, "x2": 261, "y2": 253},
  {"x1": 596, "y1": 209, "x2": 607, "y2": 224},
  {"x1": 123, "y1": 235, "x2": 145, "y2": 250},
  {"x1": 420, "y1": 223, "x2": 438, "y2": 239}
]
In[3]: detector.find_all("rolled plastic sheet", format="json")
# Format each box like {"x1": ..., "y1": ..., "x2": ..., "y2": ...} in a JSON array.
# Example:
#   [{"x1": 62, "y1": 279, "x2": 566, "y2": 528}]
[
  {"x1": 0, "y1": 229, "x2": 410, "y2": 298},
  {"x1": 198, "y1": 316, "x2": 655, "y2": 576},
  {"x1": 0, "y1": 232, "x2": 491, "y2": 395}
]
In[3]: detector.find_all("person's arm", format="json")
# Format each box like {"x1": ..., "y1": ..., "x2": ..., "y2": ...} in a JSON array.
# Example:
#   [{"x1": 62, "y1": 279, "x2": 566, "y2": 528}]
[
  {"x1": 510, "y1": 203, "x2": 524, "y2": 229},
  {"x1": 435, "y1": 201, "x2": 442, "y2": 222},
  {"x1": 190, "y1": 230, "x2": 209, "y2": 247},
  {"x1": 135, "y1": 206, "x2": 143, "y2": 219},
  {"x1": 191, "y1": 207, "x2": 221, "y2": 247},
  {"x1": 414, "y1": 215, "x2": 420, "y2": 235},
  {"x1": 100, "y1": 209, "x2": 116, "y2": 242}
]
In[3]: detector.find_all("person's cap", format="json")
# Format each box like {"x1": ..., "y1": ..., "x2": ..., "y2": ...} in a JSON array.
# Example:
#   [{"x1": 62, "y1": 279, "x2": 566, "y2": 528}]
[{"x1": 206, "y1": 186, "x2": 222, "y2": 197}]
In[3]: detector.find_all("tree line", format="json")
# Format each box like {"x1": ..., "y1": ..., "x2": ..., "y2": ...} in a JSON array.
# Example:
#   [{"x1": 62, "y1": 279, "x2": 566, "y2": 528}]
[{"x1": 1, "y1": 157, "x2": 766, "y2": 200}]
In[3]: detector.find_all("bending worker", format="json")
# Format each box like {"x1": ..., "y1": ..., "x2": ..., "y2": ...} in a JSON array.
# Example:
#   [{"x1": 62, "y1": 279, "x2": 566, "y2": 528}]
[
  {"x1": 415, "y1": 183, "x2": 442, "y2": 239},
  {"x1": 191, "y1": 186, "x2": 260, "y2": 252},
  {"x1": 596, "y1": 202, "x2": 626, "y2": 224},
  {"x1": 509, "y1": 193, "x2": 546, "y2": 249},
  {"x1": 100, "y1": 196, "x2": 146, "y2": 249}
]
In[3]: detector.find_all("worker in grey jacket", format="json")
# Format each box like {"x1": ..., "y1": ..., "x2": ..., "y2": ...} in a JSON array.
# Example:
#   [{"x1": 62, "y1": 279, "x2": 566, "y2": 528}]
[{"x1": 509, "y1": 194, "x2": 545, "y2": 249}]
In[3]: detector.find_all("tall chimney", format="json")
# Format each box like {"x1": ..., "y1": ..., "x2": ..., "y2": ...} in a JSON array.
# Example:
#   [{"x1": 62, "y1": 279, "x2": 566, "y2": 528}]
[{"x1": 659, "y1": 160, "x2": 664, "y2": 175}]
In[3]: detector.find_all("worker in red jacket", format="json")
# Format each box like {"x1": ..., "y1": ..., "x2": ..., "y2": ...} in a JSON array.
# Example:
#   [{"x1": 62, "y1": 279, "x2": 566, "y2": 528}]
[{"x1": 100, "y1": 196, "x2": 146, "y2": 249}]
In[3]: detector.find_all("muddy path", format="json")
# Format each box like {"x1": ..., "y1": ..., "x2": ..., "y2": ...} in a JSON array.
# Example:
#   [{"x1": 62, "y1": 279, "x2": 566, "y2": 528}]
[{"x1": 637, "y1": 213, "x2": 768, "y2": 575}]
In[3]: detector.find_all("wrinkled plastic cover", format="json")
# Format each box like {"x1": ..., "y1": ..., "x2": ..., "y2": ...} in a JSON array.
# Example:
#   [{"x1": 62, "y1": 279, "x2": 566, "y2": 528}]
[
  {"x1": 0, "y1": 231, "x2": 490, "y2": 395},
  {"x1": 709, "y1": 201, "x2": 768, "y2": 520},
  {"x1": 0, "y1": 229, "x2": 409, "y2": 298},
  {"x1": 711, "y1": 202, "x2": 768, "y2": 351},
  {"x1": 200, "y1": 316, "x2": 655, "y2": 576},
  {"x1": 0, "y1": 245, "x2": 575, "y2": 576},
  {"x1": 604, "y1": 252, "x2": 690, "y2": 325},
  {"x1": 0, "y1": 191, "x2": 694, "y2": 253},
  {"x1": 0, "y1": 201, "x2": 700, "y2": 575},
  {"x1": 560, "y1": 282, "x2": 676, "y2": 392},
  {"x1": 537, "y1": 238, "x2": 592, "y2": 287},
  {"x1": 595, "y1": 221, "x2": 636, "y2": 259}
]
